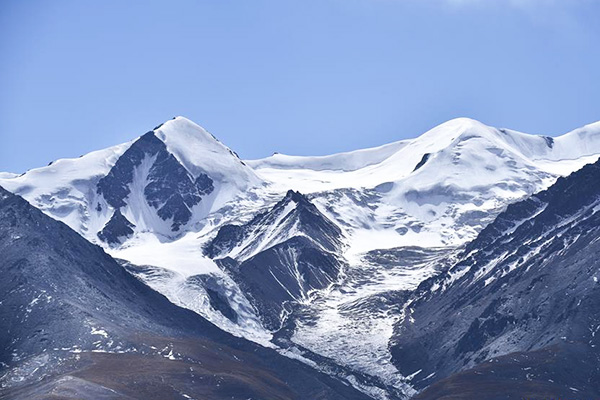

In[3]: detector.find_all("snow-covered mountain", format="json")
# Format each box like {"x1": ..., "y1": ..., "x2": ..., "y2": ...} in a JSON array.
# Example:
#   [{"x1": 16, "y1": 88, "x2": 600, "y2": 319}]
[
  {"x1": 249, "y1": 118, "x2": 600, "y2": 252},
  {"x1": 206, "y1": 190, "x2": 345, "y2": 329},
  {"x1": 2, "y1": 115, "x2": 600, "y2": 399},
  {"x1": 3, "y1": 116, "x2": 600, "y2": 252},
  {"x1": 0, "y1": 116, "x2": 259, "y2": 243}
]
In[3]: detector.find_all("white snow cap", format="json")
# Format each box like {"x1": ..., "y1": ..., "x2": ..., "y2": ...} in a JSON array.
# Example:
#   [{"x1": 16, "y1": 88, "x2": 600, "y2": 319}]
[
  {"x1": 154, "y1": 116, "x2": 260, "y2": 188},
  {"x1": 248, "y1": 117, "x2": 600, "y2": 191}
]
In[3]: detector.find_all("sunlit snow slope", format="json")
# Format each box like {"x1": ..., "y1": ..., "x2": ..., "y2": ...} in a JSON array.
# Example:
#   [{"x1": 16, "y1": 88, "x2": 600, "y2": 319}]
[{"x1": 249, "y1": 118, "x2": 600, "y2": 252}]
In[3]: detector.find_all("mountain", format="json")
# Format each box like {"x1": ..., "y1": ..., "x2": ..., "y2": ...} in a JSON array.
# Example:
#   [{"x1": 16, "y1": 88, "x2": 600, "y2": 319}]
[
  {"x1": 0, "y1": 117, "x2": 259, "y2": 243},
  {"x1": 205, "y1": 190, "x2": 345, "y2": 329},
  {"x1": 0, "y1": 185, "x2": 372, "y2": 400},
  {"x1": 3, "y1": 116, "x2": 600, "y2": 399},
  {"x1": 389, "y1": 158, "x2": 600, "y2": 398},
  {"x1": 4, "y1": 117, "x2": 600, "y2": 251},
  {"x1": 249, "y1": 118, "x2": 600, "y2": 251}
]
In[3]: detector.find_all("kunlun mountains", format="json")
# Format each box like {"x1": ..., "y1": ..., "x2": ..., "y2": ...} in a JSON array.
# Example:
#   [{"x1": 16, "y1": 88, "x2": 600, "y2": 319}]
[{"x1": 1, "y1": 116, "x2": 600, "y2": 400}]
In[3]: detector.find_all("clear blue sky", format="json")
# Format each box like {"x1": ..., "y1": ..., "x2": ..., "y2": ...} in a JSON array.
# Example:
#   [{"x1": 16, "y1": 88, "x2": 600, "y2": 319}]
[{"x1": 1, "y1": 0, "x2": 599, "y2": 173}]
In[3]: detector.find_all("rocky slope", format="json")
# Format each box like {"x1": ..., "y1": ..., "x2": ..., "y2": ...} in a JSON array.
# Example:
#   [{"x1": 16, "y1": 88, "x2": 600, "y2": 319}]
[
  {"x1": 390, "y1": 158, "x2": 600, "y2": 397},
  {"x1": 0, "y1": 186, "x2": 372, "y2": 400}
]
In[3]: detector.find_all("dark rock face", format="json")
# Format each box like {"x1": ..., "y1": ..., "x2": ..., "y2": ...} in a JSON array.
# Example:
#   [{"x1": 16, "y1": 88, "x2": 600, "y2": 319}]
[
  {"x1": 144, "y1": 146, "x2": 213, "y2": 230},
  {"x1": 0, "y1": 186, "x2": 375, "y2": 400},
  {"x1": 221, "y1": 236, "x2": 342, "y2": 329},
  {"x1": 413, "y1": 153, "x2": 430, "y2": 172},
  {"x1": 205, "y1": 224, "x2": 245, "y2": 259},
  {"x1": 206, "y1": 190, "x2": 344, "y2": 329},
  {"x1": 0, "y1": 184, "x2": 213, "y2": 366},
  {"x1": 96, "y1": 131, "x2": 157, "y2": 208},
  {"x1": 96, "y1": 131, "x2": 214, "y2": 231},
  {"x1": 389, "y1": 160, "x2": 600, "y2": 395},
  {"x1": 97, "y1": 209, "x2": 135, "y2": 244}
]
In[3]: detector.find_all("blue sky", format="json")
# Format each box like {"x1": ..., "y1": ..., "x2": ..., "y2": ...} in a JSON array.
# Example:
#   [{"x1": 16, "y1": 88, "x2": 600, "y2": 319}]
[{"x1": 1, "y1": 0, "x2": 599, "y2": 173}]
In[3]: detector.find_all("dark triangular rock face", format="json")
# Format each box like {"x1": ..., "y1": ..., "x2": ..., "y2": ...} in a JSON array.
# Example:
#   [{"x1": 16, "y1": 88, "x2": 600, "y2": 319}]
[
  {"x1": 96, "y1": 131, "x2": 214, "y2": 232},
  {"x1": 206, "y1": 190, "x2": 344, "y2": 329},
  {"x1": 389, "y1": 159, "x2": 600, "y2": 396},
  {"x1": 97, "y1": 131, "x2": 162, "y2": 208},
  {"x1": 206, "y1": 190, "x2": 342, "y2": 258},
  {"x1": 97, "y1": 208, "x2": 135, "y2": 244},
  {"x1": 222, "y1": 236, "x2": 342, "y2": 329}
]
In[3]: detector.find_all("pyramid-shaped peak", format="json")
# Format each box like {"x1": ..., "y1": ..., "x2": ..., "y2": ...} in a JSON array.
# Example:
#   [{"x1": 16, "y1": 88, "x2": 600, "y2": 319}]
[
  {"x1": 150, "y1": 116, "x2": 260, "y2": 186},
  {"x1": 154, "y1": 116, "x2": 224, "y2": 148},
  {"x1": 283, "y1": 189, "x2": 310, "y2": 204}
]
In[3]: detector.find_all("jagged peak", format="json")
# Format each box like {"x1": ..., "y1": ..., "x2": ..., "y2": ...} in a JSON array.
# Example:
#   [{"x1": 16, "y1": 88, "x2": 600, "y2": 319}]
[
  {"x1": 283, "y1": 189, "x2": 310, "y2": 204},
  {"x1": 205, "y1": 187, "x2": 342, "y2": 262},
  {"x1": 271, "y1": 190, "x2": 323, "y2": 221}
]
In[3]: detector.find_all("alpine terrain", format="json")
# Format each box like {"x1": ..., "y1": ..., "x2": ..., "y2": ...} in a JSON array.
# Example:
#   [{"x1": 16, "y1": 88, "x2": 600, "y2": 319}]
[{"x1": 2, "y1": 115, "x2": 600, "y2": 399}]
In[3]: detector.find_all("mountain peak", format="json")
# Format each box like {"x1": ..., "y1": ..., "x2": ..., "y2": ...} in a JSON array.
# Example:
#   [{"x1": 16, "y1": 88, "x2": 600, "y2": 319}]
[
  {"x1": 416, "y1": 117, "x2": 495, "y2": 145},
  {"x1": 283, "y1": 189, "x2": 310, "y2": 205},
  {"x1": 439, "y1": 117, "x2": 486, "y2": 129},
  {"x1": 154, "y1": 116, "x2": 224, "y2": 149},
  {"x1": 152, "y1": 116, "x2": 259, "y2": 187},
  {"x1": 0, "y1": 117, "x2": 261, "y2": 244}
]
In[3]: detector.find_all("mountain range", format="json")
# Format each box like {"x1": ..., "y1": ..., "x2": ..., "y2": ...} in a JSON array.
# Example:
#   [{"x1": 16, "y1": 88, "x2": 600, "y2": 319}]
[{"x1": 1, "y1": 116, "x2": 600, "y2": 399}]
